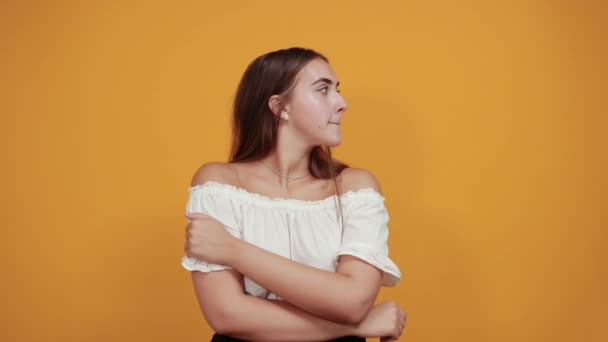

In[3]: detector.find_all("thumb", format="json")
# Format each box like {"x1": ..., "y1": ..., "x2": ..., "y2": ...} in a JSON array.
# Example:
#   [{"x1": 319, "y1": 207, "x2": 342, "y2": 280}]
[{"x1": 184, "y1": 212, "x2": 206, "y2": 220}]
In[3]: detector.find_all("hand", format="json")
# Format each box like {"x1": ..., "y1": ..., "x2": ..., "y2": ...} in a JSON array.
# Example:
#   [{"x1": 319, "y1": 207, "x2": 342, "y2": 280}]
[
  {"x1": 353, "y1": 301, "x2": 407, "y2": 341},
  {"x1": 184, "y1": 212, "x2": 236, "y2": 265}
]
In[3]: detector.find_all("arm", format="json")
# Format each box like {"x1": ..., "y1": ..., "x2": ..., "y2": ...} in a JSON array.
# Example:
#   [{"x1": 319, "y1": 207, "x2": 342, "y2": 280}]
[
  {"x1": 226, "y1": 168, "x2": 385, "y2": 324},
  {"x1": 192, "y1": 268, "x2": 361, "y2": 341},
  {"x1": 191, "y1": 164, "x2": 383, "y2": 324},
  {"x1": 227, "y1": 241, "x2": 382, "y2": 325}
]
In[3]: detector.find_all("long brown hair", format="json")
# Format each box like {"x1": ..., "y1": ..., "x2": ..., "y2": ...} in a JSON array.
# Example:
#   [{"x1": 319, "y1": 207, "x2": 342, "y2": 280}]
[{"x1": 228, "y1": 47, "x2": 349, "y2": 225}]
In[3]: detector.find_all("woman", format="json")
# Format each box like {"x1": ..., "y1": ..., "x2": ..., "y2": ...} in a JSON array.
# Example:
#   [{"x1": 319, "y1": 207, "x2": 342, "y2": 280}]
[{"x1": 182, "y1": 47, "x2": 407, "y2": 341}]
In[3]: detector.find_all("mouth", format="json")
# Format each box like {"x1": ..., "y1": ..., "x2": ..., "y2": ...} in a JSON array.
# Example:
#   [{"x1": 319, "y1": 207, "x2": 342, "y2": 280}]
[{"x1": 328, "y1": 122, "x2": 340, "y2": 126}]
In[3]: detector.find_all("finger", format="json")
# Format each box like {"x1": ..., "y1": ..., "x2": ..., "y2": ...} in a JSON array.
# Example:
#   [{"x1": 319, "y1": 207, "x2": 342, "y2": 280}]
[
  {"x1": 382, "y1": 335, "x2": 397, "y2": 342},
  {"x1": 185, "y1": 242, "x2": 192, "y2": 258},
  {"x1": 184, "y1": 212, "x2": 206, "y2": 220}
]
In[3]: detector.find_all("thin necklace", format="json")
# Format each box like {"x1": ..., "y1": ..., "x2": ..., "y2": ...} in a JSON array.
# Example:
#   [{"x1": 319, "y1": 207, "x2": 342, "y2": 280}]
[{"x1": 259, "y1": 161, "x2": 310, "y2": 181}]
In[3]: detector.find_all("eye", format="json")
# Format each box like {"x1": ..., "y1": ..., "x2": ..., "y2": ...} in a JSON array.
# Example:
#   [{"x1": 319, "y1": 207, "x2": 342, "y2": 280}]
[{"x1": 318, "y1": 86, "x2": 329, "y2": 94}]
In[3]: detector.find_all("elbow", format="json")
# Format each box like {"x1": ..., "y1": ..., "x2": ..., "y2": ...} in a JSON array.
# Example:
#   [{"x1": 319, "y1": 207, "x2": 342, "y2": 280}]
[
  {"x1": 205, "y1": 306, "x2": 236, "y2": 335},
  {"x1": 341, "y1": 313, "x2": 364, "y2": 326},
  {"x1": 339, "y1": 297, "x2": 375, "y2": 325}
]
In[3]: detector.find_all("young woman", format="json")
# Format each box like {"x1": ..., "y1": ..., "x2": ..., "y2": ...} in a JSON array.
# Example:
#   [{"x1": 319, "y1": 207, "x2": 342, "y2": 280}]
[{"x1": 182, "y1": 47, "x2": 407, "y2": 341}]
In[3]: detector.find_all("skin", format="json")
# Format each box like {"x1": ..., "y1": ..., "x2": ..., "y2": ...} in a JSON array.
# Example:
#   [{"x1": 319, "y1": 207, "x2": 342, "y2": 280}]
[
  {"x1": 184, "y1": 57, "x2": 407, "y2": 341},
  {"x1": 262, "y1": 57, "x2": 347, "y2": 191}
]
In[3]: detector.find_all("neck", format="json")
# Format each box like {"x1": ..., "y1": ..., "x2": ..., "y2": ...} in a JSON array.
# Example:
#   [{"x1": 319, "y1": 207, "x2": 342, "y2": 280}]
[
  {"x1": 260, "y1": 152, "x2": 311, "y2": 189},
  {"x1": 260, "y1": 131, "x2": 314, "y2": 189}
]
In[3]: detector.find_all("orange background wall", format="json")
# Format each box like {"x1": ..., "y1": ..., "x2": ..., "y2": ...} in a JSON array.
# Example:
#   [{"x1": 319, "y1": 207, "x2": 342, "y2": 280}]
[{"x1": 1, "y1": 1, "x2": 606, "y2": 341}]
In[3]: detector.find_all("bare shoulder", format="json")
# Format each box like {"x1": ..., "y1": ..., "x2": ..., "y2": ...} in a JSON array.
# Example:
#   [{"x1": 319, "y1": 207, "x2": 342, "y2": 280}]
[
  {"x1": 337, "y1": 167, "x2": 382, "y2": 195},
  {"x1": 189, "y1": 162, "x2": 233, "y2": 187}
]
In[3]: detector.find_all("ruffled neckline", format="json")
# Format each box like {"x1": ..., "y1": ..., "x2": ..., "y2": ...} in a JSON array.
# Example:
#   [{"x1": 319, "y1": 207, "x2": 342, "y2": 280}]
[{"x1": 188, "y1": 180, "x2": 384, "y2": 208}]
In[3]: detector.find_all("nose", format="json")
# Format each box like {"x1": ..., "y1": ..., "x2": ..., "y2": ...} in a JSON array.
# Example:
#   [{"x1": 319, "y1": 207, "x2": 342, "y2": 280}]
[{"x1": 337, "y1": 94, "x2": 348, "y2": 114}]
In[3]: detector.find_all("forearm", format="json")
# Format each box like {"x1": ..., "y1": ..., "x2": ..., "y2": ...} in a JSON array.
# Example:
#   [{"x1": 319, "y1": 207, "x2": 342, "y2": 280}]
[
  {"x1": 220, "y1": 295, "x2": 360, "y2": 342},
  {"x1": 227, "y1": 239, "x2": 364, "y2": 324}
]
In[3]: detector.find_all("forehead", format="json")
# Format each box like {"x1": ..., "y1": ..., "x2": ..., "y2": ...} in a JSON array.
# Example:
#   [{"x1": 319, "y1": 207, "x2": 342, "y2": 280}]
[{"x1": 297, "y1": 58, "x2": 338, "y2": 84}]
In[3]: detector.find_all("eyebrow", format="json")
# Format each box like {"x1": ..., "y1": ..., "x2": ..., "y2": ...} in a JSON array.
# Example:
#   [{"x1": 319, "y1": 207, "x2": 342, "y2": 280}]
[{"x1": 311, "y1": 78, "x2": 340, "y2": 87}]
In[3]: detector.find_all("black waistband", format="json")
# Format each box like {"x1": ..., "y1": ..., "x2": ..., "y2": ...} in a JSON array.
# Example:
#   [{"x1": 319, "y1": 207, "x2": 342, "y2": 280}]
[{"x1": 211, "y1": 333, "x2": 365, "y2": 342}]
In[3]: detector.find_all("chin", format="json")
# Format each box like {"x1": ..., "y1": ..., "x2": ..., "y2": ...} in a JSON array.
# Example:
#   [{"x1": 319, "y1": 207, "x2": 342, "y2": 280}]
[{"x1": 326, "y1": 138, "x2": 342, "y2": 147}]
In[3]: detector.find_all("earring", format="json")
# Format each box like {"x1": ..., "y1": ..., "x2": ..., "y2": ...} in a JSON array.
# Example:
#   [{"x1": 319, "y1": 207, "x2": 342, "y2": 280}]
[{"x1": 280, "y1": 111, "x2": 290, "y2": 120}]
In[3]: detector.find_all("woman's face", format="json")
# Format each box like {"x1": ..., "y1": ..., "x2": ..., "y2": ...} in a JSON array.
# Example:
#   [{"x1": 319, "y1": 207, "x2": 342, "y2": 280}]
[{"x1": 284, "y1": 58, "x2": 348, "y2": 147}]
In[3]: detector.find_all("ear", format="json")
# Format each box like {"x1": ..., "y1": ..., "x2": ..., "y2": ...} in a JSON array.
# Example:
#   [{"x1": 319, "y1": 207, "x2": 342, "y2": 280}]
[
  {"x1": 268, "y1": 95, "x2": 292, "y2": 116},
  {"x1": 268, "y1": 95, "x2": 282, "y2": 116}
]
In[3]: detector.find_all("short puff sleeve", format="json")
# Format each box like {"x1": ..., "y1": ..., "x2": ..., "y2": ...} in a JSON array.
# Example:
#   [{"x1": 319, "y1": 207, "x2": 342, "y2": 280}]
[
  {"x1": 180, "y1": 183, "x2": 242, "y2": 273},
  {"x1": 333, "y1": 189, "x2": 402, "y2": 287}
]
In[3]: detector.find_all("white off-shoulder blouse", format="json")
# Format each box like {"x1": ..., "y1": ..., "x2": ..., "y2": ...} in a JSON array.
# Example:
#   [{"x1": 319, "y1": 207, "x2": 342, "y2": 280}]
[{"x1": 181, "y1": 181, "x2": 401, "y2": 300}]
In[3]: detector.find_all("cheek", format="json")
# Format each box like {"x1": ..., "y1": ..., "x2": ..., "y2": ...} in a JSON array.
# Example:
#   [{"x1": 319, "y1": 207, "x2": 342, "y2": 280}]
[
  {"x1": 307, "y1": 110, "x2": 330, "y2": 128},
  {"x1": 313, "y1": 96, "x2": 334, "y2": 122},
  {"x1": 294, "y1": 95, "x2": 330, "y2": 126}
]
